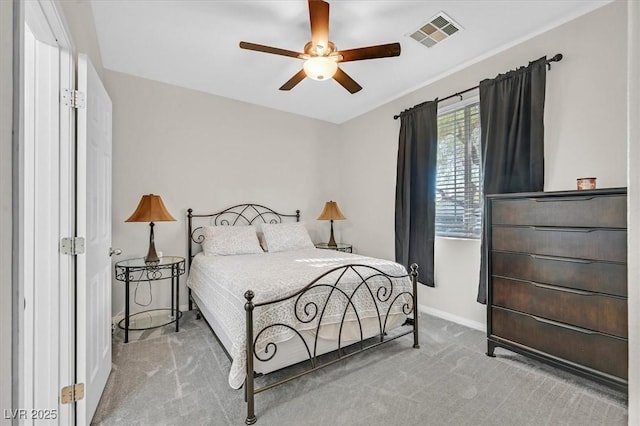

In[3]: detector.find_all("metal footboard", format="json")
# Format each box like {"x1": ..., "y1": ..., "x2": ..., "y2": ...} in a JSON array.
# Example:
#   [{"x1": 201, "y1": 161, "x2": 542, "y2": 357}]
[{"x1": 243, "y1": 263, "x2": 420, "y2": 424}]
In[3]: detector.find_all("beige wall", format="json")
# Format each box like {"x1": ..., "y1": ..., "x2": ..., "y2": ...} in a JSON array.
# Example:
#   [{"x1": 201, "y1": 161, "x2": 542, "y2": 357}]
[
  {"x1": 59, "y1": 0, "x2": 105, "y2": 77},
  {"x1": 1, "y1": 0, "x2": 14, "y2": 422},
  {"x1": 336, "y1": 0, "x2": 628, "y2": 328},
  {"x1": 627, "y1": 0, "x2": 639, "y2": 422},
  {"x1": 104, "y1": 70, "x2": 339, "y2": 317}
]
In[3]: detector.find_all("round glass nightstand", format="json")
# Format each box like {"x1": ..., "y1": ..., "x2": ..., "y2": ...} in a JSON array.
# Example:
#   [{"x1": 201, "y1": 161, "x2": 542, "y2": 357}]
[
  {"x1": 314, "y1": 243, "x2": 352, "y2": 253},
  {"x1": 114, "y1": 256, "x2": 185, "y2": 343}
]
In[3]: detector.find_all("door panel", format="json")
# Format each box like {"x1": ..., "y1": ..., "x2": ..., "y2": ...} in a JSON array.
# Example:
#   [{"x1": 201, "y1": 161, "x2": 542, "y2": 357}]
[
  {"x1": 76, "y1": 54, "x2": 112, "y2": 425},
  {"x1": 21, "y1": 2, "x2": 76, "y2": 424},
  {"x1": 22, "y1": 19, "x2": 63, "y2": 425}
]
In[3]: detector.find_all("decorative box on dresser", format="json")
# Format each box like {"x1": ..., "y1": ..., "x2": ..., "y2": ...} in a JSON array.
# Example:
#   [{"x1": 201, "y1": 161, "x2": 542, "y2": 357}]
[{"x1": 485, "y1": 188, "x2": 628, "y2": 391}]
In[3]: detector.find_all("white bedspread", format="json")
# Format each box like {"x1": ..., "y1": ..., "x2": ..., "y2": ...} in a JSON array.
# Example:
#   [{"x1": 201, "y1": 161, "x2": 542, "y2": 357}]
[{"x1": 187, "y1": 248, "x2": 413, "y2": 389}]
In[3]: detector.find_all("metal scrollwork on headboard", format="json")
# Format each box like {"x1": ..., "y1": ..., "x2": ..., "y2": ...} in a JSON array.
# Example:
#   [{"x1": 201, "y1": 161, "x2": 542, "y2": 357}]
[{"x1": 186, "y1": 203, "x2": 301, "y2": 269}]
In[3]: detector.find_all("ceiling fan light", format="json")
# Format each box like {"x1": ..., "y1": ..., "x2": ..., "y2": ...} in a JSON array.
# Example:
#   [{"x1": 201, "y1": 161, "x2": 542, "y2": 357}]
[{"x1": 303, "y1": 56, "x2": 338, "y2": 81}]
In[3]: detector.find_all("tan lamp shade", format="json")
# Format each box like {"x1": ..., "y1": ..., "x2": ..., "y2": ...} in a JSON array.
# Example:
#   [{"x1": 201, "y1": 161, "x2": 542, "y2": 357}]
[
  {"x1": 125, "y1": 194, "x2": 176, "y2": 223},
  {"x1": 317, "y1": 201, "x2": 346, "y2": 221},
  {"x1": 126, "y1": 194, "x2": 175, "y2": 263},
  {"x1": 317, "y1": 201, "x2": 346, "y2": 247}
]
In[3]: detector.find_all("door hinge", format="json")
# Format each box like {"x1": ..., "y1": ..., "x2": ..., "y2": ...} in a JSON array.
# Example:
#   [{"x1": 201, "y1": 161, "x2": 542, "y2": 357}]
[
  {"x1": 61, "y1": 237, "x2": 85, "y2": 255},
  {"x1": 61, "y1": 383, "x2": 84, "y2": 404},
  {"x1": 62, "y1": 88, "x2": 86, "y2": 109}
]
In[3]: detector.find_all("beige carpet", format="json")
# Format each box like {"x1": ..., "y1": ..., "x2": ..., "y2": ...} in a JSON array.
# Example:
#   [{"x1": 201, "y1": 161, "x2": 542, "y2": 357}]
[{"x1": 93, "y1": 311, "x2": 627, "y2": 425}]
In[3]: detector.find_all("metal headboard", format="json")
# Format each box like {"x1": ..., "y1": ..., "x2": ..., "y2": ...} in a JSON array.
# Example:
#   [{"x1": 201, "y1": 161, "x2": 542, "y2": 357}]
[{"x1": 186, "y1": 203, "x2": 300, "y2": 270}]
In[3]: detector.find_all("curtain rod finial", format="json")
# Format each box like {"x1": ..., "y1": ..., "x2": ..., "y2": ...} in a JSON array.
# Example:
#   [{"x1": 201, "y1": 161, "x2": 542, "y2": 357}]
[{"x1": 547, "y1": 53, "x2": 563, "y2": 70}]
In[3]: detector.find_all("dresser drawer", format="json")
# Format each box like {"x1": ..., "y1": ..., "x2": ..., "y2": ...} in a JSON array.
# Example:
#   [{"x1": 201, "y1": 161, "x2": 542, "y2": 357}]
[
  {"x1": 491, "y1": 307, "x2": 627, "y2": 379},
  {"x1": 492, "y1": 277, "x2": 627, "y2": 338},
  {"x1": 491, "y1": 195, "x2": 626, "y2": 228},
  {"x1": 492, "y1": 226, "x2": 627, "y2": 263},
  {"x1": 491, "y1": 251, "x2": 627, "y2": 297}
]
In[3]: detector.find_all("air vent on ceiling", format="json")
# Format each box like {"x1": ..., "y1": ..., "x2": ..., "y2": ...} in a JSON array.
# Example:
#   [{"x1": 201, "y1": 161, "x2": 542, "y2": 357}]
[{"x1": 409, "y1": 12, "x2": 461, "y2": 48}]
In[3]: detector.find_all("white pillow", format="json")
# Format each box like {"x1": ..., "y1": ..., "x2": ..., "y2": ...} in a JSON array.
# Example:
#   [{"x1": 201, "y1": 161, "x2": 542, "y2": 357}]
[
  {"x1": 202, "y1": 226, "x2": 263, "y2": 256},
  {"x1": 261, "y1": 222, "x2": 314, "y2": 253}
]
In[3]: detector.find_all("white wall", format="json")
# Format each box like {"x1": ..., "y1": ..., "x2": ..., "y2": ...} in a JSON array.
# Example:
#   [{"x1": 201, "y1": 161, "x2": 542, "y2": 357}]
[
  {"x1": 627, "y1": 0, "x2": 639, "y2": 422},
  {"x1": 59, "y1": 0, "x2": 105, "y2": 77},
  {"x1": 105, "y1": 70, "x2": 339, "y2": 317},
  {"x1": 336, "y1": 0, "x2": 628, "y2": 328},
  {"x1": 1, "y1": 0, "x2": 14, "y2": 422}
]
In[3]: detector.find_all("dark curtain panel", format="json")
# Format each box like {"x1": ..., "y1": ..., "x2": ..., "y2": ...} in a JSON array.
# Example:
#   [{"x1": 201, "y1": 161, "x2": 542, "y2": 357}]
[
  {"x1": 395, "y1": 100, "x2": 438, "y2": 287},
  {"x1": 477, "y1": 57, "x2": 547, "y2": 303}
]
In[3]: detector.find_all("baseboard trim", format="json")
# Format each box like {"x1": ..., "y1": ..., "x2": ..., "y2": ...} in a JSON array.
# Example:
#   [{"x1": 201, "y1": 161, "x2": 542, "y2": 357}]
[{"x1": 418, "y1": 304, "x2": 486, "y2": 332}]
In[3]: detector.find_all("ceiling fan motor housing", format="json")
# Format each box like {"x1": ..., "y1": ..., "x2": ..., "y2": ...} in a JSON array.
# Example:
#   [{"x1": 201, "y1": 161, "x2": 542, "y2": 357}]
[{"x1": 304, "y1": 41, "x2": 336, "y2": 57}]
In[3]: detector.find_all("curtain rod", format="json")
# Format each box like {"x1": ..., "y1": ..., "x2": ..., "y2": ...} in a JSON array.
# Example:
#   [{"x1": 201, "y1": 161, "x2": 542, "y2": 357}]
[{"x1": 393, "y1": 53, "x2": 563, "y2": 120}]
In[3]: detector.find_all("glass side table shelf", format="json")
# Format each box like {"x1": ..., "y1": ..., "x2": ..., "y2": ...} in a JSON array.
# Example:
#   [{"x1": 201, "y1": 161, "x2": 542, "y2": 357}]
[
  {"x1": 314, "y1": 243, "x2": 353, "y2": 253},
  {"x1": 114, "y1": 256, "x2": 185, "y2": 343}
]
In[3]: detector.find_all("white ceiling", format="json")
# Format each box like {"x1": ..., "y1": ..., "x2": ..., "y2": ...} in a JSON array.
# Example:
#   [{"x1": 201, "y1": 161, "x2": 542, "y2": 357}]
[{"x1": 91, "y1": 0, "x2": 610, "y2": 124}]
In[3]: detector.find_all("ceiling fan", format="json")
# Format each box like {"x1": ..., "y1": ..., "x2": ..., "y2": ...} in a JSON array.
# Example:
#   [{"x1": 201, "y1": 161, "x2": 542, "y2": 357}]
[{"x1": 239, "y1": 0, "x2": 401, "y2": 94}]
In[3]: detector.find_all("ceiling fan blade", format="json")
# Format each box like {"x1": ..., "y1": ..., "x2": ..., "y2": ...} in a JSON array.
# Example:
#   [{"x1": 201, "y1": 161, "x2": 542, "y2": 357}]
[
  {"x1": 279, "y1": 69, "x2": 307, "y2": 91},
  {"x1": 309, "y1": 0, "x2": 330, "y2": 50},
  {"x1": 333, "y1": 67, "x2": 362, "y2": 94},
  {"x1": 337, "y1": 42, "x2": 401, "y2": 63},
  {"x1": 239, "y1": 41, "x2": 304, "y2": 59}
]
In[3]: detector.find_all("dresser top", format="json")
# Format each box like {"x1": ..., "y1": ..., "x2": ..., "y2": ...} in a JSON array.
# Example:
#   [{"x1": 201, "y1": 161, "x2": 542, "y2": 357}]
[{"x1": 486, "y1": 187, "x2": 627, "y2": 200}]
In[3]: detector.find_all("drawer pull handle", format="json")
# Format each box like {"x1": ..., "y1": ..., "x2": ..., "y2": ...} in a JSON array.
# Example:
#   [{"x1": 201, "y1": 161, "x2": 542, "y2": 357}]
[
  {"x1": 531, "y1": 281, "x2": 593, "y2": 296},
  {"x1": 533, "y1": 196, "x2": 595, "y2": 202},
  {"x1": 530, "y1": 226, "x2": 595, "y2": 233},
  {"x1": 529, "y1": 254, "x2": 593, "y2": 264},
  {"x1": 531, "y1": 315, "x2": 596, "y2": 335}
]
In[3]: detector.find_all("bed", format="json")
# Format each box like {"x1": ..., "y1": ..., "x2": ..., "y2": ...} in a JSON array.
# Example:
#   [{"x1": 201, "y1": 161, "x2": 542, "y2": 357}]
[{"x1": 186, "y1": 204, "x2": 419, "y2": 424}]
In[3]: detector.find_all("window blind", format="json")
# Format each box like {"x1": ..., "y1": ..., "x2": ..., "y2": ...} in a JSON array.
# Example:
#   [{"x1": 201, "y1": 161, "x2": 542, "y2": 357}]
[{"x1": 435, "y1": 101, "x2": 482, "y2": 238}]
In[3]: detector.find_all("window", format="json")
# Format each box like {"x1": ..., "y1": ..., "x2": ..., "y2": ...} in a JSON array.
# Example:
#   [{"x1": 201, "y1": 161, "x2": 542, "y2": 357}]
[{"x1": 435, "y1": 99, "x2": 482, "y2": 238}]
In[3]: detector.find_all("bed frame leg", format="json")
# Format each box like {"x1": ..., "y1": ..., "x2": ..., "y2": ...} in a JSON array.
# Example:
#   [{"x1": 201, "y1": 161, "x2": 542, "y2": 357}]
[
  {"x1": 188, "y1": 288, "x2": 193, "y2": 311},
  {"x1": 410, "y1": 264, "x2": 420, "y2": 349},
  {"x1": 245, "y1": 290, "x2": 257, "y2": 425}
]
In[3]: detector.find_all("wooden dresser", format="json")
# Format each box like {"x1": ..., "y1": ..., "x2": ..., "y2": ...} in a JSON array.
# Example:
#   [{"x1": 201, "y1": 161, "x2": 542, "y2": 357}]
[{"x1": 486, "y1": 188, "x2": 627, "y2": 391}]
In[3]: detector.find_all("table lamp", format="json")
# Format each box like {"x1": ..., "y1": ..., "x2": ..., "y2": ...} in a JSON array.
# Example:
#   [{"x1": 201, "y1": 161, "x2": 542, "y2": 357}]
[
  {"x1": 317, "y1": 200, "x2": 346, "y2": 247},
  {"x1": 125, "y1": 194, "x2": 176, "y2": 263}
]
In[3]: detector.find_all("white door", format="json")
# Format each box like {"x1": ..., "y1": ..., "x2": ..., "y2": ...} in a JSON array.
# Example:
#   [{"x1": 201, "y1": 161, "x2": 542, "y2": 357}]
[
  {"x1": 22, "y1": 16, "x2": 62, "y2": 425},
  {"x1": 21, "y1": 1, "x2": 75, "y2": 424},
  {"x1": 76, "y1": 54, "x2": 113, "y2": 425}
]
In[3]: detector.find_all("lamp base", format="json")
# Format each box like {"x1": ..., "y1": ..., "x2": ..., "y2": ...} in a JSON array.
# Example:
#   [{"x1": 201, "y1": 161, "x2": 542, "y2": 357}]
[
  {"x1": 144, "y1": 250, "x2": 159, "y2": 264},
  {"x1": 327, "y1": 220, "x2": 337, "y2": 247},
  {"x1": 145, "y1": 222, "x2": 160, "y2": 264}
]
